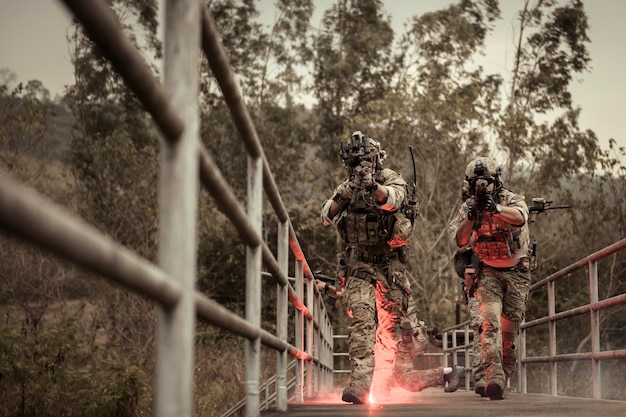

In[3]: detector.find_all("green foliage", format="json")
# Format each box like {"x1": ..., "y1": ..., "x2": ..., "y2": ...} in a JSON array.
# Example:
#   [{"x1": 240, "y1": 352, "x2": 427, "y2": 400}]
[
  {"x1": 0, "y1": 305, "x2": 148, "y2": 417},
  {"x1": 312, "y1": 0, "x2": 396, "y2": 152}
]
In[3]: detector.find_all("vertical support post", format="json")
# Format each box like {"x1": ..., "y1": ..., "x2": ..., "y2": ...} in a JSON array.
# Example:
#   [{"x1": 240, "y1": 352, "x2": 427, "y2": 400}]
[
  {"x1": 294, "y1": 260, "x2": 304, "y2": 403},
  {"x1": 325, "y1": 318, "x2": 333, "y2": 390},
  {"x1": 156, "y1": 0, "x2": 200, "y2": 416},
  {"x1": 589, "y1": 260, "x2": 601, "y2": 399},
  {"x1": 309, "y1": 294, "x2": 316, "y2": 397},
  {"x1": 443, "y1": 329, "x2": 449, "y2": 367},
  {"x1": 244, "y1": 156, "x2": 263, "y2": 417},
  {"x1": 306, "y1": 276, "x2": 314, "y2": 398},
  {"x1": 464, "y1": 322, "x2": 471, "y2": 391},
  {"x1": 275, "y1": 221, "x2": 289, "y2": 410},
  {"x1": 519, "y1": 322, "x2": 527, "y2": 393},
  {"x1": 548, "y1": 281, "x2": 557, "y2": 396}
]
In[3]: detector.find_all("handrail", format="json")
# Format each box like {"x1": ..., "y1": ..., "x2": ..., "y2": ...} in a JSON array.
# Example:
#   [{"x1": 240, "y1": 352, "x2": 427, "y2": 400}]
[
  {"x1": 0, "y1": 174, "x2": 181, "y2": 308},
  {"x1": 0, "y1": 1, "x2": 335, "y2": 417},
  {"x1": 520, "y1": 237, "x2": 626, "y2": 399}
]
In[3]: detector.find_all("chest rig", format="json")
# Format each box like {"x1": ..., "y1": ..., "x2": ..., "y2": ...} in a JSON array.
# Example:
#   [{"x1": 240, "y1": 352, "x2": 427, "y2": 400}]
[
  {"x1": 338, "y1": 185, "x2": 392, "y2": 248},
  {"x1": 472, "y1": 214, "x2": 521, "y2": 261},
  {"x1": 337, "y1": 173, "x2": 393, "y2": 247}
]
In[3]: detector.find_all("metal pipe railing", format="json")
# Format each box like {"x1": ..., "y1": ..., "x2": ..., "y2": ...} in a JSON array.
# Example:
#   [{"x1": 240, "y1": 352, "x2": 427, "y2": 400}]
[
  {"x1": 520, "y1": 237, "x2": 626, "y2": 399},
  {"x1": 0, "y1": 1, "x2": 336, "y2": 417},
  {"x1": 0, "y1": 173, "x2": 181, "y2": 308},
  {"x1": 156, "y1": 0, "x2": 201, "y2": 414}
]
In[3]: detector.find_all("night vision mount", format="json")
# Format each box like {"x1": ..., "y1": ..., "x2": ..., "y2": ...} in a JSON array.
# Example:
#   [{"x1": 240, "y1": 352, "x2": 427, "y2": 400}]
[{"x1": 340, "y1": 131, "x2": 383, "y2": 169}]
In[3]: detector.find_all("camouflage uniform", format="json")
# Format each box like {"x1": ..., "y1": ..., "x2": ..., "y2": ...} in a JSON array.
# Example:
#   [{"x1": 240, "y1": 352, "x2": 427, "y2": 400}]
[
  {"x1": 449, "y1": 157, "x2": 531, "y2": 400},
  {"x1": 468, "y1": 296, "x2": 483, "y2": 384},
  {"x1": 454, "y1": 248, "x2": 485, "y2": 391},
  {"x1": 393, "y1": 338, "x2": 446, "y2": 392},
  {"x1": 322, "y1": 167, "x2": 417, "y2": 402}
]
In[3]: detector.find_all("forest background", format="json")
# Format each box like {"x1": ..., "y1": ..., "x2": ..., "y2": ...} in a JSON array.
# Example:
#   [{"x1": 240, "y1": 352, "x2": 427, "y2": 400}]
[{"x1": 1, "y1": 0, "x2": 626, "y2": 416}]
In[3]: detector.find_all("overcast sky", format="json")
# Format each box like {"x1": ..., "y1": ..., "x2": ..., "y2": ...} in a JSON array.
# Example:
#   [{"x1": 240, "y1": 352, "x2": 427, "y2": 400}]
[{"x1": 1, "y1": 0, "x2": 624, "y2": 159}]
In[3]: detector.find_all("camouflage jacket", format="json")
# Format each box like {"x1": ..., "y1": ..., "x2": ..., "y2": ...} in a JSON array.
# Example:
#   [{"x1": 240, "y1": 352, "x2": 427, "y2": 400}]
[{"x1": 448, "y1": 189, "x2": 530, "y2": 268}]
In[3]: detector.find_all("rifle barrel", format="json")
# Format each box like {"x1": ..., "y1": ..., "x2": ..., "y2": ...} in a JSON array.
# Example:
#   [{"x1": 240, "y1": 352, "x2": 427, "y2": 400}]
[{"x1": 314, "y1": 273, "x2": 335, "y2": 283}]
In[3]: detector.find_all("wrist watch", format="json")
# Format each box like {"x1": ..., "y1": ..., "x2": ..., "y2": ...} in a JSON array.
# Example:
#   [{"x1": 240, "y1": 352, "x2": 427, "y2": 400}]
[{"x1": 495, "y1": 204, "x2": 502, "y2": 213}]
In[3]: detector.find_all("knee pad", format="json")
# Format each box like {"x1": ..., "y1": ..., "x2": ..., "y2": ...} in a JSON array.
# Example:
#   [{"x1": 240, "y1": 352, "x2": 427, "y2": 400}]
[{"x1": 500, "y1": 316, "x2": 519, "y2": 334}]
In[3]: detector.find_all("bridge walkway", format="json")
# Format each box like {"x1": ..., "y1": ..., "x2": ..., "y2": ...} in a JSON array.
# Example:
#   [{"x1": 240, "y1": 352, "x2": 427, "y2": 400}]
[{"x1": 262, "y1": 387, "x2": 626, "y2": 417}]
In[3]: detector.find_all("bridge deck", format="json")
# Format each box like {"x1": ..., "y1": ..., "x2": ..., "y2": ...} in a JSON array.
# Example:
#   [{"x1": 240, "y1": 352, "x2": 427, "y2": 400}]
[{"x1": 262, "y1": 387, "x2": 626, "y2": 417}]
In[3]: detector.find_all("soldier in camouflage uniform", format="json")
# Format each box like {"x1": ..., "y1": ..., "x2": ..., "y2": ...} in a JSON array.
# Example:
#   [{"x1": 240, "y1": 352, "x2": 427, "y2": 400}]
[
  {"x1": 448, "y1": 157, "x2": 531, "y2": 401},
  {"x1": 454, "y1": 247, "x2": 485, "y2": 396},
  {"x1": 454, "y1": 177, "x2": 487, "y2": 396},
  {"x1": 321, "y1": 131, "x2": 462, "y2": 404}
]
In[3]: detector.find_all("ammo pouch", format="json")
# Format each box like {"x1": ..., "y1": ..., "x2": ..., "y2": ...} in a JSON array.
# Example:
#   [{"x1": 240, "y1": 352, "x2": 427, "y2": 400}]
[
  {"x1": 473, "y1": 227, "x2": 517, "y2": 261},
  {"x1": 387, "y1": 211, "x2": 413, "y2": 248},
  {"x1": 341, "y1": 212, "x2": 388, "y2": 246}
]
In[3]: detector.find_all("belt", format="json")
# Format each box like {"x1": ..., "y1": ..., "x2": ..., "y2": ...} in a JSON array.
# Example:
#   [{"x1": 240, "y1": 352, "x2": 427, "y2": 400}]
[
  {"x1": 354, "y1": 270, "x2": 377, "y2": 286},
  {"x1": 357, "y1": 252, "x2": 398, "y2": 265}
]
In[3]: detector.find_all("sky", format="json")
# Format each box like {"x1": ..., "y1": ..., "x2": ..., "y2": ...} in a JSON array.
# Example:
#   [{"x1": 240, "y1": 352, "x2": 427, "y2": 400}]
[{"x1": 1, "y1": 0, "x2": 624, "y2": 160}]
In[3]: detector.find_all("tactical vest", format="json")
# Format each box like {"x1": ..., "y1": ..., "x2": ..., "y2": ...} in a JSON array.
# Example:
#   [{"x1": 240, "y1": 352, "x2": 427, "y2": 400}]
[
  {"x1": 472, "y1": 214, "x2": 521, "y2": 261},
  {"x1": 337, "y1": 176, "x2": 413, "y2": 248},
  {"x1": 338, "y1": 194, "x2": 391, "y2": 247}
]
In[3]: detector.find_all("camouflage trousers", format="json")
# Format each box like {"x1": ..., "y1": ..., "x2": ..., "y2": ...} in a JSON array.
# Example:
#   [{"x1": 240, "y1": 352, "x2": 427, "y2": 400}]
[
  {"x1": 475, "y1": 260, "x2": 531, "y2": 385},
  {"x1": 340, "y1": 257, "x2": 415, "y2": 397},
  {"x1": 467, "y1": 296, "x2": 483, "y2": 382},
  {"x1": 393, "y1": 334, "x2": 444, "y2": 392}
]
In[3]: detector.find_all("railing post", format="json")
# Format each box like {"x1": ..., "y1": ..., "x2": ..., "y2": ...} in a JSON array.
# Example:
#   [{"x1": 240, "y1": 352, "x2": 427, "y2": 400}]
[
  {"x1": 155, "y1": 0, "x2": 200, "y2": 415},
  {"x1": 294, "y1": 260, "x2": 304, "y2": 403},
  {"x1": 306, "y1": 273, "x2": 314, "y2": 398},
  {"x1": 519, "y1": 321, "x2": 527, "y2": 393},
  {"x1": 589, "y1": 260, "x2": 601, "y2": 399},
  {"x1": 276, "y1": 220, "x2": 289, "y2": 410},
  {"x1": 548, "y1": 280, "x2": 557, "y2": 395},
  {"x1": 244, "y1": 155, "x2": 263, "y2": 417}
]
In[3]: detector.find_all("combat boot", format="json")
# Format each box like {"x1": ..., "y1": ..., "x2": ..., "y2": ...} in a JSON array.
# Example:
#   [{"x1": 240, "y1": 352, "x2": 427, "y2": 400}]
[
  {"x1": 474, "y1": 378, "x2": 487, "y2": 397},
  {"x1": 342, "y1": 385, "x2": 369, "y2": 404},
  {"x1": 443, "y1": 366, "x2": 464, "y2": 393},
  {"x1": 485, "y1": 378, "x2": 506, "y2": 400}
]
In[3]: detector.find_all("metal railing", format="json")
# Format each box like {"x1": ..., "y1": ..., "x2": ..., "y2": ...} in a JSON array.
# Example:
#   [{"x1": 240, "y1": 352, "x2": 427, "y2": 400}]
[
  {"x1": 0, "y1": 1, "x2": 333, "y2": 416},
  {"x1": 441, "y1": 238, "x2": 626, "y2": 400},
  {"x1": 520, "y1": 237, "x2": 626, "y2": 399},
  {"x1": 442, "y1": 323, "x2": 474, "y2": 392},
  {"x1": 220, "y1": 360, "x2": 302, "y2": 417}
]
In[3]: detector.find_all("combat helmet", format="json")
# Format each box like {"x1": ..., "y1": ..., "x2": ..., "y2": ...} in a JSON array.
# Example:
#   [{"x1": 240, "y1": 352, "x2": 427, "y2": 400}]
[
  {"x1": 464, "y1": 157, "x2": 503, "y2": 195},
  {"x1": 340, "y1": 130, "x2": 386, "y2": 171}
]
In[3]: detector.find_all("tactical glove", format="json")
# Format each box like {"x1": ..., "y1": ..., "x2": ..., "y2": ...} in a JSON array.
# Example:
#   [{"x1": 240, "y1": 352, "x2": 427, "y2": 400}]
[
  {"x1": 354, "y1": 160, "x2": 374, "y2": 190},
  {"x1": 466, "y1": 198, "x2": 477, "y2": 221},
  {"x1": 359, "y1": 172, "x2": 374, "y2": 190},
  {"x1": 479, "y1": 194, "x2": 499, "y2": 213},
  {"x1": 340, "y1": 183, "x2": 354, "y2": 201}
]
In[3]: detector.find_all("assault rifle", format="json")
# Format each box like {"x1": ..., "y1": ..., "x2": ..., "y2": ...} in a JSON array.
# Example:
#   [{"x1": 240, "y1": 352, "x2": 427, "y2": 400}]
[
  {"x1": 405, "y1": 146, "x2": 420, "y2": 225},
  {"x1": 340, "y1": 131, "x2": 376, "y2": 205},
  {"x1": 528, "y1": 197, "x2": 572, "y2": 223},
  {"x1": 468, "y1": 177, "x2": 491, "y2": 230}
]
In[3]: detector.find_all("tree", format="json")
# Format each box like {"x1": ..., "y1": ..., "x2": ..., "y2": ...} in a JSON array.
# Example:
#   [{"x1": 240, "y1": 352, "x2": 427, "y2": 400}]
[
  {"x1": 497, "y1": 0, "x2": 596, "y2": 187},
  {"x1": 312, "y1": 0, "x2": 396, "y2": 156}
]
